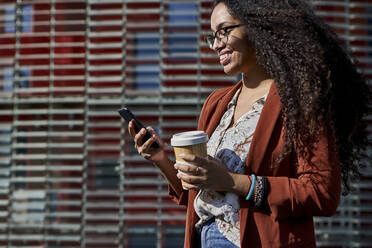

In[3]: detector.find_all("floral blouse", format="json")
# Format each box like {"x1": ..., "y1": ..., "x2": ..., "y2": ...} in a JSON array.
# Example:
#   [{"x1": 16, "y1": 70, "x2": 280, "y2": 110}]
[{"x1": 194, "y1": 87, "x2": 268, "y2": 247}]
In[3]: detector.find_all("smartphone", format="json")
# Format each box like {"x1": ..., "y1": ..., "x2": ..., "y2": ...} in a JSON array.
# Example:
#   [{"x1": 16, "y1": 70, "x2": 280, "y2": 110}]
[{"x1": 118, "y1": 107, "x2": 160, "y2": 149}]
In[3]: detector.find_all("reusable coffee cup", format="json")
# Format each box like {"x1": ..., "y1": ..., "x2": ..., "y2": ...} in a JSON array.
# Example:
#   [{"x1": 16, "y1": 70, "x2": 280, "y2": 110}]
[{"x1": 171, "y1": 131, "x2": 209, "y2": 189}]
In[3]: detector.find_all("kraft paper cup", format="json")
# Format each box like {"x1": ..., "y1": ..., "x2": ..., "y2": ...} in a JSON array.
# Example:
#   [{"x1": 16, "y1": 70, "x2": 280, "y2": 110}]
[{"x1": 171, "y1": 131, "x2": 208, "y2": 189}]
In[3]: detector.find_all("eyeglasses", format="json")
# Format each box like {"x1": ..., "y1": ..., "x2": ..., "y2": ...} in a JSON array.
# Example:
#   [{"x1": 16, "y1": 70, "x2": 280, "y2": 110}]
[{"x1": 205, "y1": 24, "x2": 244, "y2": 49}]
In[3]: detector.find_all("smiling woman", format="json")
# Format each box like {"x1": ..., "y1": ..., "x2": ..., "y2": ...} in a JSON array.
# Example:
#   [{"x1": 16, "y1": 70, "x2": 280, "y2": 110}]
[
  {"x1": 208, "y1": 5, "x2": 259, "y2": 77},
  {"x1": 128, "y1": 0, "x2": 371, "y2": 248}
]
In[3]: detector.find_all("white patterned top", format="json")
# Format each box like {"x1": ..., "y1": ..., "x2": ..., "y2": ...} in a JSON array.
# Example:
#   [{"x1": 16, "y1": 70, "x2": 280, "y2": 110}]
[{"x1": 194, "y1": 86, "x2": 267, "y2": 247}]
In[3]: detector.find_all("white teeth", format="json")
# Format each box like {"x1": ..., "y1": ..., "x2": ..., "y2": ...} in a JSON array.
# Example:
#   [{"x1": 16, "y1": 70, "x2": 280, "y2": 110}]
[{"x1": 220, "y1": 54, "x2": 228, "y2": 60}]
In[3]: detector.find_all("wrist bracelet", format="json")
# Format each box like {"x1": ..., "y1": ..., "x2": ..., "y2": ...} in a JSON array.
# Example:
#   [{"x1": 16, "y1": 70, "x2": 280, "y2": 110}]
[
  {"x1": 243, "y1": 175, "x2": 251, "y2": 199},
  {"x1": 253, "y1": 176, "x2": 264, "y2": 207},
  {"x1": 245, "y1": 174, "x2": 256, "y2": 201}
]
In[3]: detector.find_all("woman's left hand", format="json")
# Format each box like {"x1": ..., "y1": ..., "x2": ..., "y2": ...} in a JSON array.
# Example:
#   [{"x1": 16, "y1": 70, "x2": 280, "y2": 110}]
[{"x1": 174, "y1": 154, "x2": 235, "y2": 192}]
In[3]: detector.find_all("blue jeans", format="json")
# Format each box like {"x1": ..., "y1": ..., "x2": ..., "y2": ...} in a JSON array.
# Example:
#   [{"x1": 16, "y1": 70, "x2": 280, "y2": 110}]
[{"x1": 200, "y1": 219, "x2": 239, "y2": 248}]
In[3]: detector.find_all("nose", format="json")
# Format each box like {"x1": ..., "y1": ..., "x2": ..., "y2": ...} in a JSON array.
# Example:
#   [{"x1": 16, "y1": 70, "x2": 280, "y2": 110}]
[{"x1": 212, "y1": 37, "x2": 224, "y2": 51}]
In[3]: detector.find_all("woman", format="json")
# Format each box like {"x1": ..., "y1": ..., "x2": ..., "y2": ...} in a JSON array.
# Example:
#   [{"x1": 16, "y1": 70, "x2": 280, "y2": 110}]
[{"x1": 128, "y1": 0, "x2": 370, "y2": 247}]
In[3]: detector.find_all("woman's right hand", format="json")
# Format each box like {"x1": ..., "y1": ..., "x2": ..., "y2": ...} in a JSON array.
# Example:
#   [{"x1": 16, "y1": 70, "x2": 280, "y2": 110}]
[
  {"x1": 129, "y1": 120, "x2": 183, "y2": 196},
  {"x1": 128, "y1": 120, "x2": 168, "y2": 163}
]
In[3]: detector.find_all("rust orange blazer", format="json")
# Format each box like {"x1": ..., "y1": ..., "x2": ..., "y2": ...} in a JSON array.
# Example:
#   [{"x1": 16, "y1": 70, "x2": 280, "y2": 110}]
[{"x1": 169, "y1": 81, "x2": 341, "y2": 248}]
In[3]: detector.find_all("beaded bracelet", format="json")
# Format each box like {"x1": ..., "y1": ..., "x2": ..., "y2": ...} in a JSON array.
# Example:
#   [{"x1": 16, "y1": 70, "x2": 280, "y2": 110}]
[
  {"x1": 245, "y1": 174, "x2": 256, "y2": 201},
  {"x1": 253, "y1": 176, "x2": 268, "y2": 208},
  {"x1": 254, "y1": 176, "x2": 264, "y2": 207}
]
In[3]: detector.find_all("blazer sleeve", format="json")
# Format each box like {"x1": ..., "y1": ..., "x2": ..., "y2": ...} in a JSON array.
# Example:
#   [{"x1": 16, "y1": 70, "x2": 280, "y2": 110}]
[
  {"x1": 266, "y1": 132, "x2": 342, "y2": 222},
  {"x1": 168, "y1": 186, "x2": 189, "y2": 206}
]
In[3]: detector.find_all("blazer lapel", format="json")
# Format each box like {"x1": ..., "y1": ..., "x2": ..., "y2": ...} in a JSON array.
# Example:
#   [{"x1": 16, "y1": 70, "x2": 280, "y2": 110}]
[
  {"x1": 204, "y1": 81, "x2": 282, "y2": 168},
  {"x1": 204, "y1": 81, "x2": 243, "y2": 137},
  {"x1": 240, "y1": 83, "x2": 282, "y2": 244},
  {"x1": 245, "y1": 82, "x2": 281, "y2": 174}
]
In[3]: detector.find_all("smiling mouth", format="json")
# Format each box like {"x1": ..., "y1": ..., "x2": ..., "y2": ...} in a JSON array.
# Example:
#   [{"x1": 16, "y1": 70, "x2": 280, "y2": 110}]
[{"x1": 220, "y1": 53, "x2": 231, "y2": 66}]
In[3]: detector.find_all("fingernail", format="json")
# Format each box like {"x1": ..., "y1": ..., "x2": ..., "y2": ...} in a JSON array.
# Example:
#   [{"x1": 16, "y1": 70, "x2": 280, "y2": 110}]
[{"x1": 179, "y1": 154, "x2": 185, "y2": 158}]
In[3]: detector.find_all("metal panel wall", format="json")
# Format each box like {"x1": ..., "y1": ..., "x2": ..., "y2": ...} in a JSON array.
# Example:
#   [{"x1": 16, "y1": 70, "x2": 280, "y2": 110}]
[{"x1": 0, "y1": 0, "x2": 371, "y2": 247}]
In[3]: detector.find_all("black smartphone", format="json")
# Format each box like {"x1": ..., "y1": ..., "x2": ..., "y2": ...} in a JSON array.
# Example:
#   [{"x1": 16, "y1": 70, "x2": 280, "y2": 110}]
[{"x1": 118, "y1": 107, "x2": 160, "y2": 149}]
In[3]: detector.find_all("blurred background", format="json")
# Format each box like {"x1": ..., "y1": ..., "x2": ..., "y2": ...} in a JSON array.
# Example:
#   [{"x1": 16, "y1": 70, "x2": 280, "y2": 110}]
[{"x1": 0, "y1": 0, "x2": 371, "y2": 247}]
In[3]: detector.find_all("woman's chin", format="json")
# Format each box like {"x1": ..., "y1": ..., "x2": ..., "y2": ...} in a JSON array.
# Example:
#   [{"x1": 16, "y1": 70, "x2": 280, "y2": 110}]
[{"x1": 223, "y1": 66, "x2": 240, "y2": 76}]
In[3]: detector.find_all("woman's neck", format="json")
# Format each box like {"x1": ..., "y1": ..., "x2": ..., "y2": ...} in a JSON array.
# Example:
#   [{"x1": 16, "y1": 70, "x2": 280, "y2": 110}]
[{"x1": 241, "y1": 67, "x2": 273, "y2": 95}]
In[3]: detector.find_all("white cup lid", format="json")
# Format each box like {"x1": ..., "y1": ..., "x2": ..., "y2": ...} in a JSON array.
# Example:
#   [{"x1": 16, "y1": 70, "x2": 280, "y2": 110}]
[{"x1": 170, "y1": 131, "x2": 208, "y2": 146}]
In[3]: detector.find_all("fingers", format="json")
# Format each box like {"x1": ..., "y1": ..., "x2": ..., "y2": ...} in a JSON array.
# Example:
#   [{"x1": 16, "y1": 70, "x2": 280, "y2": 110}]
[
  {"x1": 147, "y1": 126, "x2": 156, "y2": 136},
  {"x1": 174, "y1": 154, "x2": 208, "y2": 178},
  {"x1": 128, "y1": 121, "x2": 150, "y2": 141},
  {"x1": 137, "y1": 133, "x2": 157, "y2": 154},
  {"x1": 178, "y1": 153, "x2": 207, "y2": 167},
  {"x1": 174, "y1": 154, "x2": 231, "y2": 191},
  {"x1": 180, "y1": 181, "x2": 201, "y2": 190},
  {"x1": 127, "y1": 120, "x2": 137, "y2": 137},
  {"x1": 174, "y1": 159, "x2": 206, "y2": 190},
  {"x1": 147, "y1": 127, "x2": 167, "y2": 148},
  {"x1": 176, "y1": 171, "x2": 205, "y2": 189},
  {"x1": 128, "y1": 120, "x2": 153, "y2": 153},
  {"x1": 174, "y1": 162, "x2": 204, "y2": 176},
  {"x1": 133, "y1": 128, "x2": 147, "y2": 147},
  {"x1": 129, "y1": 122, "x2": 162, "y2": 148}
]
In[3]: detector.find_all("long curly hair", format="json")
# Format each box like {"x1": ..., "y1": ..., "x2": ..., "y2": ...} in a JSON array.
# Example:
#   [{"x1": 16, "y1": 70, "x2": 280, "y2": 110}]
[{"x1": 213, "y1": 0, "x2": 371, "y2": 193}]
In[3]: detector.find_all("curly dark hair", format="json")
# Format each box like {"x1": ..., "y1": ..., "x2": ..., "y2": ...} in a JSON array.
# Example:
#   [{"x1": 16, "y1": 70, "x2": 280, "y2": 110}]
[{"x1": 213, "y1": 0, "x2": 371, "y2": 193}]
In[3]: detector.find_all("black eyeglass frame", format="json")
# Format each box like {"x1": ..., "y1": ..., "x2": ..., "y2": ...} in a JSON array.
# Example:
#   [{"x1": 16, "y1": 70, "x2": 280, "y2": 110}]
[{"x1": 205, "y1": 24, "x2": 245, "y2": 49}]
